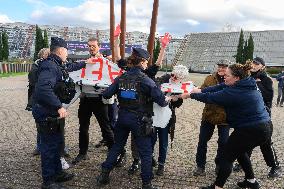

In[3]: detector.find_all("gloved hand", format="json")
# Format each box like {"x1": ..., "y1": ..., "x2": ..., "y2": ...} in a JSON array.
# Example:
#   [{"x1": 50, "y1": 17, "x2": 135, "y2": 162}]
[{"x1": 160, "y1": 32, "x2": 172, "y2": 48}]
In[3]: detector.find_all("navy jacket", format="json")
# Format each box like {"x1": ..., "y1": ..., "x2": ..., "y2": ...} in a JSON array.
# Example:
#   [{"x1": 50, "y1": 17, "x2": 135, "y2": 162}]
[
  {"x1": 276, "y1": 72, "x2": 284, "y2": 88},
  {"x1": 103, "y1": 67, "x2": 168, "y2": 114},
  {"x1": 33, "y1": 54, "x2": 86, "y2": 121},
  {"x1": 191, "y1": 77, "x2": 270, "y2": 129}
]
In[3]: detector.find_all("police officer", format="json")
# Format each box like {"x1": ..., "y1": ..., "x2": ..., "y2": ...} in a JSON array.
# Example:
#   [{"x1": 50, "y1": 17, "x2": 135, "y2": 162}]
[
  {"x1": 96, "y1": 48, "x2": 169, "y2": 189},
  {"x1": 32, "y1": 37, "x2": 88, "y2": 189}
]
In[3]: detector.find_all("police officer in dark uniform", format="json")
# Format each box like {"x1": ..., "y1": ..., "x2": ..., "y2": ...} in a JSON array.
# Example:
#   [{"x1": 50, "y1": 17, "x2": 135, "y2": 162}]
[
  {"x1": 32, "y1": 37, "x2": 88, "y2": 189},
  {"x1": 96, "y1": 48, "x2": 169, "y2": 189}
]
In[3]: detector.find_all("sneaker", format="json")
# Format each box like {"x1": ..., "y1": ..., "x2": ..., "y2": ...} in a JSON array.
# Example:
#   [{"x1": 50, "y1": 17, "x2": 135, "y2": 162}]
[
  {"x1": 268, "y1": 166, "x2": 281, "y2": 178},
  {"x1": 55, "y1": 171, "x2": 74, "y2": 183},
  {"x1": 72, "y1": 154, "x2": 88, "y2": 165},
  {"x1": 201, "y1": 184, "x2": 215, "y2": 189},
  {"x1": 233, "y1": 163, "x2": 242, "y2": 172},
  {"x1": 156, "y1": 164, "x2": 164, "y2": 176},
  {"x1": 60, "y1": 158, "x2": 70, "y2": 170},
  {"x1": 193, "y1": 167, "x2": 205, "y2": 176},
  {"x1": 95, "y1": 139, "x2": 107, "y2": 148},
  {"x1": 280, "y1": 104, "x2": 284, "y2": 107},
  {"x1": 237, "y1": 179, "x2": 261, "y2": 189},
  {"x1": 32, "y1": 149, "x2": 40, "y2": 156},
  {"x1": 128, "y1": 159, "x2": 140, "y2": 175}
]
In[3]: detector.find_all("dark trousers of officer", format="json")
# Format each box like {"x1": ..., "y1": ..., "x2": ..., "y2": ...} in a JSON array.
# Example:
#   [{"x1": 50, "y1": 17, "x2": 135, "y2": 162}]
[
  {"x1": 196, "y1": 121, "x2": 230, "y2": 169},
  {"x1": 102, "y1": 111, "x2": 153, "y2": 185},
  {"x1": 214, "y1": 122, "x2": 271, "y2": 187},
  {"x1": 36, "y1": 123, "x2": 66, "y2": 156},
  {"x1": 245, "y1": 121, "x2": 278, "y2": 168},
  {"x1": 108, "y1": 101, "x2": 118, "y2": 129},
  {"x1": 38, "y1": 121, "x2": 64, "y2": 185},
  {"x1": 152, "y1": 126, "x2": 170, "y2": 165},
  {"x1": 78, "y1": 97, "x2": 114, "y2": 155}
]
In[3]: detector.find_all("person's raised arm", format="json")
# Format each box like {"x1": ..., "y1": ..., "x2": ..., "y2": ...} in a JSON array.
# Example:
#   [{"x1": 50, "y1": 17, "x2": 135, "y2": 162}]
[{"x1": 155, "y1": 32, "x2": 172, "y2": 67}]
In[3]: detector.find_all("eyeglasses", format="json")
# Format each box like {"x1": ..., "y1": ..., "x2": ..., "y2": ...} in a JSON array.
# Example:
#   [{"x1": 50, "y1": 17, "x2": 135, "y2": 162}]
[
  {"x1": 171, "y1": 74, "x2": 177, "y2": 80},
  {"x1": 88, "y1": 44, "x2": 98, "y2": 48}
]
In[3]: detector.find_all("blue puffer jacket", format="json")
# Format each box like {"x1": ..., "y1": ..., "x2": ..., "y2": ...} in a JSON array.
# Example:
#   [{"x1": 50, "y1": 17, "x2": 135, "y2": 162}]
[{"x1": 191, "y1": 77, "x2": 270, "y2": 128}]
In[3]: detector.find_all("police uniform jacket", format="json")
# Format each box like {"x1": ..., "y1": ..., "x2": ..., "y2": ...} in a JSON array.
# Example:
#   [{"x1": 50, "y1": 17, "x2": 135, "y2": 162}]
[
  {"x1": 102, "y1": 66, "x2": 168, "y2": 115},
  {"x1": 33, "y1": 54, "x2": 86, "y2": 122}
]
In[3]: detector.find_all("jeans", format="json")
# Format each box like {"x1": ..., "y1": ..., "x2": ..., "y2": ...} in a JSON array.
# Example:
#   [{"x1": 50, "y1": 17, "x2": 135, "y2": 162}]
[
  {"x1": 196, "y1": 121, "x2": 229, "y2": 169},
  {"x1": 152, "y1": 126, "x2": 169, "y2": 165}
]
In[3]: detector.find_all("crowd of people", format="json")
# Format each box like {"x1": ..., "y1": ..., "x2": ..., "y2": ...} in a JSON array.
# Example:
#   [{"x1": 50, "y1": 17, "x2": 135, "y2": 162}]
[{"x1": 26, "y1": 31, "x2": 282, "y2": 189}]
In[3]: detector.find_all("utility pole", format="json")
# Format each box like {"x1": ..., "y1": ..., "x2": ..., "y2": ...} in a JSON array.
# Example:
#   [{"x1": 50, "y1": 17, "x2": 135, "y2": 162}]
[
  {"x1": 120, "y1": 0, "x2": 126, "y2": 59},
  {"x1": 147, "y1": 0, "x2": 159, "y2": 65},
  {"x1": 110, "y1": 0, "x2": 115, "y2": 62}
]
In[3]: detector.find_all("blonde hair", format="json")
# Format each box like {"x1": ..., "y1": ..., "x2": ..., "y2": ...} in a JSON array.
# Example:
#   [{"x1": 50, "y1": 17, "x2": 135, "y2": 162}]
[{"x1": 38, "y1": 48, "x2": 50, "y2": 59}]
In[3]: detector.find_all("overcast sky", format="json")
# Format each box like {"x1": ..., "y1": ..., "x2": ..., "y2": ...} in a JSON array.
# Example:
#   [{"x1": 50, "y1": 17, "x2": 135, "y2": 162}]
[{"x1": 0, "y1": 0, "x2": 283, "y2": 37}]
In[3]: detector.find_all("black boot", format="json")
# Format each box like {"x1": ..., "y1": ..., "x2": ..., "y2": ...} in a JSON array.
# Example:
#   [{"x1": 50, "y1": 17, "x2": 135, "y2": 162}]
[
  {"x1": 128, "y1": 159, "x2": 140, "y2": 175},
  {"x1": 54, "y1": 171, "x2": 74, "y2": 183},
  {"x1": 96, "y1": 168, "x2": 111, "y2": 185},
  {"x1": 115, "y1": 149, "x2": 126, "y2": 167},
  {"x1": 142, "y1": 183, "x2": 158, "y2": 189},
  {"x1": 156, "y1": 164, "x2": 164, "y2": 176},
  {"x1": 41, "y1": 183, "x2": 68, "y2": 189}
]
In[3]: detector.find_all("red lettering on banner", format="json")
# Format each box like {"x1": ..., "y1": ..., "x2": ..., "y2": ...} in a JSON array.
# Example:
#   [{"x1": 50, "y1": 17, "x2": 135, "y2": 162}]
[
  {"x1": 91, "y1": 58, "x2": 104, "y2": 80},
  {"x1": 106, "y1": 60, "x2": 123, "y2": 82},
  {"x1": 181, "y1": 83, "x2": 191, "y2": 93},
  {"x1": 81, "y1": 68, "x2": 86, "y2": 78}
]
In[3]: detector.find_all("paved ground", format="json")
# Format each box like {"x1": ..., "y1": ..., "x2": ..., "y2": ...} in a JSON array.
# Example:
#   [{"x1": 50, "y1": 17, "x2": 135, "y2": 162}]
[{"x1": 0, "y1": 73, "x2": 283, "y2": 189}]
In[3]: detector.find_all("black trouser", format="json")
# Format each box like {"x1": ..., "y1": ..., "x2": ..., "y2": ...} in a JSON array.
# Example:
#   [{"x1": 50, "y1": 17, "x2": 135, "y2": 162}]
[
  {"x1": 78, "y1": 97, "x2": 114, "y2": 155},
  {"x1": 214, "y1": 122, "x2": 271, "y2": 187},
  {"x1": 244, "y1": 121, "x2": 278, "y2": 168}
]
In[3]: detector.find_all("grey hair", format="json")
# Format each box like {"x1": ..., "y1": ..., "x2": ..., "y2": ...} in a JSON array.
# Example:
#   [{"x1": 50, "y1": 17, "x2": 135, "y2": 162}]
[{"x1": 172, "y1": 65, "x2": 189, "y2": 81}]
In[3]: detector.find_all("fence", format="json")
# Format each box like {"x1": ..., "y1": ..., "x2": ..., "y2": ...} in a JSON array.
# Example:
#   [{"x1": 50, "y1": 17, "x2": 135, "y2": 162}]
[{"x1": 0, "y1": 63, "x2": 32, "y2": 74}]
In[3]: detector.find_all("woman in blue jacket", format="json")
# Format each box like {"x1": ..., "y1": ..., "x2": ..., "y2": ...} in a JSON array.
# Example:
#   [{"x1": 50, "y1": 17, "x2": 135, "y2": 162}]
[{"x1": 180, "y1": 63, "x2": 271, "y2": 189}]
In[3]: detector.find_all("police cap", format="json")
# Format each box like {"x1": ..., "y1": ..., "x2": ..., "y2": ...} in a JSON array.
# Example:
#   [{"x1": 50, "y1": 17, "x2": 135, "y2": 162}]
[
  {"x1": 50, "y1": 37, "x2": 68, "y2": 50},
  {"x1": 132, "y1": 48, "x2": 150, "y2": 60}
]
